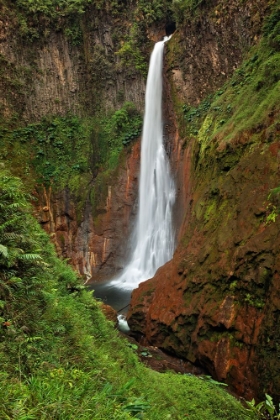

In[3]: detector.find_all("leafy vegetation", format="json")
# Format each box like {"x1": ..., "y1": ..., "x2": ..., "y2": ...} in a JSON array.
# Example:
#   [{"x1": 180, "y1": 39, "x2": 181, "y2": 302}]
[
  {"x1": 117, "y1": 37, "x2": 148, "y2": 77},
  {"x1": 14, "y1": 0, "x2": 173, "y2": 22},
  {"x1": 98, "y1": 101, "x2": 142, "y2": 161},
  {"x1": 172, "y1": 0, "x2": 205, "y2": 23},
  {"x1": 137, "y1": 0, "x2": 173, "y2": 25},
  {"x1": 246, "y1": 394, "x2": 280, "y2": 419},
  {"x1": 16, "y1": 0, "x2": 92, "y2": 17},
  {"x1": 0, "y1": 168, "x2": 252, "y2": 419},
  {"x1": 0, "y1": 116, "x2": 91, "y2": 191},
  {"x1": 0, "y1": 102, "x2": 142, "y2": 191}
]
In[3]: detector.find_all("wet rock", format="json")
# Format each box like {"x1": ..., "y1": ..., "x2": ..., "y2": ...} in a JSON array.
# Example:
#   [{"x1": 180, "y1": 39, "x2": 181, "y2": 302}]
[
  {"x1": 100, "y1": 304, "x2": 118, "y2": 324},
  {"x1": 36, "y1": 141, "x2": 140, "y2": 280},
  {"x1": 128, "y1": 137, "x2": 280, "y2": 402}
]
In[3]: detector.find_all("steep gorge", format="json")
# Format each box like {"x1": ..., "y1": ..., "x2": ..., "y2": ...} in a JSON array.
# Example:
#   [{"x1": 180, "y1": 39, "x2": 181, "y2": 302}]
[
  {"x1": 128, "y1": 0, "x2": 280, "y2": 402},
  {"x1": 1, "y1": 0, "x2": 279, "y2": 403}
]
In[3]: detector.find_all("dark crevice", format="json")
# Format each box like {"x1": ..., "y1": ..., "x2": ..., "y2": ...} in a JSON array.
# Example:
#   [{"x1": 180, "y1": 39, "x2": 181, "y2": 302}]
[{"x1": 165, "y1": 21, "x2": 176, "y2": 36}]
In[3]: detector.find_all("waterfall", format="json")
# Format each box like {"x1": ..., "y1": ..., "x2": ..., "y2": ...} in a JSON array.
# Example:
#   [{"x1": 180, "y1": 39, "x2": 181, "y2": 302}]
[{"x1": 111, "y1": 38, "x2": 175, "y2": 290}]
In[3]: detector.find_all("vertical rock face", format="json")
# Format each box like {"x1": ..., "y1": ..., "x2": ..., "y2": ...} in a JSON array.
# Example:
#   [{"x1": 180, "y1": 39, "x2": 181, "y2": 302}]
[
  {"x1": 128, "y1": 0, "x2": 280, "y2": 402},
  {"x1": 166, "y1": 0, "x2": 268, "y2": 106},
  {"x1": 0, "y1": 5, "x2": 146, "y2": 122},
  {"x1": 0, "y1": 4, "x2": 146, "y2": 279},
  {"x1": 35, "y1": 141, "x2": 140, "y2": 280},
  {"x1": 128, "y1": 135, "x2": 280, "y2": 400}
]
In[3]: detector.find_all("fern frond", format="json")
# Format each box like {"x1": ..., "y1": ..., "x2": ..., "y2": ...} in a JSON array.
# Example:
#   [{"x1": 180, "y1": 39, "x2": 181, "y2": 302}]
[
  {"x1": 8, "y1": 276, "x2": 23, "y2": 287},
  {"x1": 2, "y1": 232, "x2": 23, "y2": 241},
  {"x1": 0, "y1": 217, "x2": 22, "y2": 233},
  {"x1": 18, "y1": 253, "x2": 42, "y2": 261},
  {"x1": 0, "y1": 244, "x2": 8, "y2": 258},
  {"x1": 269, "y1": 186, "x2": 280, "y2": 198}
]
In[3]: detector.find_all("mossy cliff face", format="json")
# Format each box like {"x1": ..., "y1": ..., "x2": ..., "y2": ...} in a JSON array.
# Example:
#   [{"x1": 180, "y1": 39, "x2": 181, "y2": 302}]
[
  {"x1": 0, "y1": 1, "x2": 149, "y2": 278},
  {"x1": 128, "y1": 0, "x2": 280, "y2": 401},
  {"x1": 128, "y1": 137, "x2": 280, "y2": 400},
  {"x1": 0, "y1": 2, "x2": 146, "y2": 121},
  {"x1": 34, "y1": 142, "x2": 140, "y2": 279},
  {"x1": 166, "y1": 0, "x2": 269, "y2": 106}
]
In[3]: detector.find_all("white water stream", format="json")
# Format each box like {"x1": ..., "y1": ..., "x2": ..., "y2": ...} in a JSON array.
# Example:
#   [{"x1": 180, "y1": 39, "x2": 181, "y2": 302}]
[{"x1": 110, "y1": 38, "x2": 175, "y2": 291}]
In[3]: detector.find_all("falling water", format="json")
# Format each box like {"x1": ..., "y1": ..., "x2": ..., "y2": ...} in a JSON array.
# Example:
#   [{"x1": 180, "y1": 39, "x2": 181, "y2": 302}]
[{"x1": 111, "y1": 38, "x2": 175, "y2": 290}]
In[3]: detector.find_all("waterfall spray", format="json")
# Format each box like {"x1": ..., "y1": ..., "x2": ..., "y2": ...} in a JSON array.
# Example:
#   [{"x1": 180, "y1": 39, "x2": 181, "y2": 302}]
[{"x1": 111, "y1": 37, "x2": 175, "y2": 290}]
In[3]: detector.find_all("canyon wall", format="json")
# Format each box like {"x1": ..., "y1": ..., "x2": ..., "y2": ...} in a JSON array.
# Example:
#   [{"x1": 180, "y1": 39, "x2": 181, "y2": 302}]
[
  {"x1": 34, "y1": 141, "x2": 140, "y2": 280},
  {"x1": 0, "y1": 5, "x2": 146, "y2": 121},
  {"x1": 0, "y1": 2, "x2": 147, "y2": 278},
  {"x1": 128, "y1": 0, "x2": 280, "y2": 402},
  {"x1": 1, "y1": 0, "x2": 280, "y2": 402}
]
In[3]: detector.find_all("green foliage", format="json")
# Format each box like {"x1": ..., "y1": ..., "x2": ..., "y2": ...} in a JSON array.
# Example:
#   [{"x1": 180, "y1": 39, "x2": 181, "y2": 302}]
[
  {"x1": 182, "y1": 96, "x2": 213, "y2": 138},
  {"x1": 172, "y1": 0, "x2": 205, "y2": 23},
  {"x1": 101, "y1": 102, "x2": 142, "y2": 150},
  {"x1": 1, "y1": 104, "x2": 141, "y2": 189},
  {"x1": 64, "y1": 21, "x2": 83, "y2": 45},
  {"x1": 244, "y1": 293, "x2": 265, "y2": 309},
  {"x1": 117, "y1": 39, "x2": 148, "y2": 76},
  {"x1": 16, "y1": 0, "x2": 92, "y2": 17},
  {"x1": 137, "y1": 0, "x2": 172, "y2": 24},
  {"x1": 0, "y1": 116, "x2": 91, "y2": 188},
  {"x1": 263, "y1": 6, "x2": 280, "y2": 51},
  {"x1": 265, "y1": 172, "x2": 280, "y2": 225},
  {"x1": 0, "y1": 103, "x2": 142, "y2": 227},
  {"x1": 5, "y1": 0, "x2": 88, "y2": 42},
  {"x1": 0, "y1": 172, "x2": 44, "y2": 309},
  {"x1": 266, "y1": 204, "x2": 278, "y2": 224},
  {"x1": 246, "y1": 394, "x2": 280, "y2": 419},
  {"x1": 91, "y1": 102, "x2": 142, "y2": 175},
  {"x1": 87, "y1": 103, "x2": 142, "y2": 218},
  {"x1": 0, "y1": 168, "x2": 252, "y2": 419}
]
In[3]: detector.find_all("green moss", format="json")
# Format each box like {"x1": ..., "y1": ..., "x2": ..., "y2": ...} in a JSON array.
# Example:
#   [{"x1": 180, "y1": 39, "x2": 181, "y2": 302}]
[
  {"x1": 170, "y1": 2, "x2": 280, "y2": 171},
  {"x1": 0, "y1": 116, "x2": 91, "y2": 190},
  {"x1": 201, "y1": 47, "x2": 280, "y2": 148},
  {"x1": 137, "y1": 284, "x2": 155, "y2": 303},
  {"x1": 194, "y1": 200, "x2": 205, "y2": 221},
  {"x1": 229, "y1": 280, "x2": 238, "y2": 291},
  {"x1": 204, "y1": 200, "x2": 217, "y2": 223}
]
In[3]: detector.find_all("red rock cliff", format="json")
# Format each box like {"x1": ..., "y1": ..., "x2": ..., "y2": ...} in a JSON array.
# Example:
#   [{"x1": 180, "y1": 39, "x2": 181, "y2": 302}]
[
  {"x1": 35, "y1": 141, "x2": 140, "y2": 280},
  {"x1": 128, "y1": 0, "x2": 280, "y2": 402}
]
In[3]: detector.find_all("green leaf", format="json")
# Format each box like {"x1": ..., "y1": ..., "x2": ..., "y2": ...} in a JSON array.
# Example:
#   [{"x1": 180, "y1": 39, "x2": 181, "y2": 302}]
[{"x1": 128, "y1": 343, "x2": 138, "y2": 350}]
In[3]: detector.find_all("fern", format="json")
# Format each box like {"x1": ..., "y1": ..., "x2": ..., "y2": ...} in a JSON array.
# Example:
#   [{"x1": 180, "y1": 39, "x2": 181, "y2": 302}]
[
  {"x1": 0, "y1": 217, "x2": 23, "y2": 233},
  {"x1": 18, "y1": 253, "x2": 42, "y2": 261},
  {"x1": 0, "y1": 244, "x2": 8, "y2": 258},
  {"x1": 2, "y1": 232, "x2": 24, "y2": 241}
]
